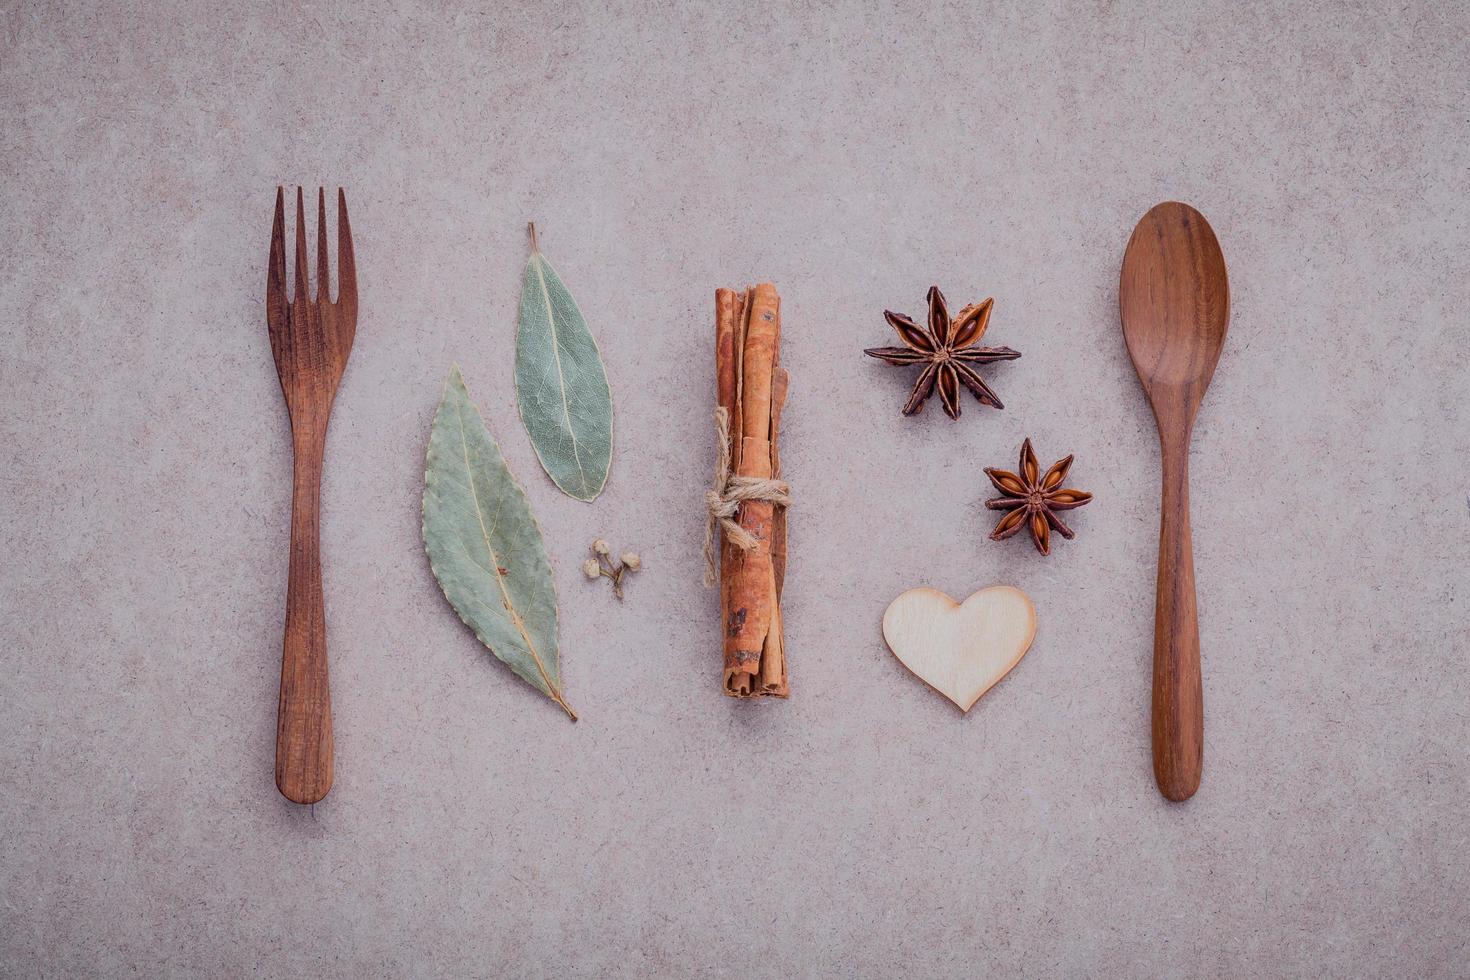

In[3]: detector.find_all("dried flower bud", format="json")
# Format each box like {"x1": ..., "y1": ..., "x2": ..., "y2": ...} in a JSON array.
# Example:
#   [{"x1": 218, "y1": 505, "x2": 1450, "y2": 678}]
[
  {"x1": 620, "y1": 553, "x2": 641, "y2": 571},
  {"x1": 592, "y1": 539, "x2": 610, "y2": 556},
  {"x1": 582, "y1": 558, "x2": 602, "y2": 579}
]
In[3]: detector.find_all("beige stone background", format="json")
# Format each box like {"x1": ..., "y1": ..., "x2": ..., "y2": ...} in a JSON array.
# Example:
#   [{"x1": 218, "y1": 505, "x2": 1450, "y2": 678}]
[{"x1": 3, "y1": 1, "x2": 1467, "y2": 977}]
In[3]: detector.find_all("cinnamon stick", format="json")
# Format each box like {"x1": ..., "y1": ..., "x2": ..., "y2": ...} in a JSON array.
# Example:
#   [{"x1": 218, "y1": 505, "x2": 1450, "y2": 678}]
[
  {"x1": 769, "y1": 366, "x2": 789, "y2": 596},
  {"x1": 763, "y1": 366, "x2": 789, "y2": 694},
  {"x1": 715, "y1": 288, "x2": 741, "y2": 664},
  {"x1": 715, "y1": 283, "x2": 788, "y2": 697}
]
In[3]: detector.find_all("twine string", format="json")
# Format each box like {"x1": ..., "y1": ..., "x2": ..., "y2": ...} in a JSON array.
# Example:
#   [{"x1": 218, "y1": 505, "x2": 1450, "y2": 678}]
[{"x1": 703, "y1": 407, "x2": 790, "y2": 586}]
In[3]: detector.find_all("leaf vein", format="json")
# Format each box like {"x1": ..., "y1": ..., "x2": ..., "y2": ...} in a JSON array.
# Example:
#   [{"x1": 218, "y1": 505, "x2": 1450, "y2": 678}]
[
  {"x1": 534, "y1": 257, "x2": 589, "y2": 493},
  {"x1": 452, "y1": 390, "x2": 561, "y2": 700}
]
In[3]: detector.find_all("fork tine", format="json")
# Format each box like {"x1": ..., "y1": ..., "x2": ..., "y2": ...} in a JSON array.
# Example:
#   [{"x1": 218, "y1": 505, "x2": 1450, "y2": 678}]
[
  {"x1": 267, "y1": 186, "x2": 287, "y2": 323},
  {"x1": 336, "y1": 188, "x2": 357, "y2": 317},
  {"x1": 316, "y1": 187, "x2": 330, "y2": 304},
  {"x1": 294, "y1": 186, "x2": 309, "y2": 305}
]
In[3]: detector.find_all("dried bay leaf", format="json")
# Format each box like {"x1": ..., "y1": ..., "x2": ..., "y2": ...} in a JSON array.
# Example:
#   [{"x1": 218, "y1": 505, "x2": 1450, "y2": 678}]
[
  {"x1": 423, "y1": 365, "x2": 576, "y2": 720},
  {"x1": 515, "y1": 225, "x2": 613, "y2": 502}
]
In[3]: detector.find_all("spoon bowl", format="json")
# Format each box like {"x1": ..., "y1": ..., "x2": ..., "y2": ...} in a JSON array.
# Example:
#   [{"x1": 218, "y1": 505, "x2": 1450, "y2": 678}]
[
  {"x1": 1119, "y1": 201, "x2": 1229, "y2": 802},
  {"x1": 1122, "y1": 203, "x2": 1229, "y2": 413}
]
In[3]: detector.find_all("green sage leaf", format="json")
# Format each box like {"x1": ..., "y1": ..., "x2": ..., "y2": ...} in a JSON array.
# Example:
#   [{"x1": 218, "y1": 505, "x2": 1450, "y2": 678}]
[
  {"x1": 423, "y1": 365, "x2": 576, "y2": 720},
  {"x1": 515, "y1": 231, "x2": 613, "y2": 501}
]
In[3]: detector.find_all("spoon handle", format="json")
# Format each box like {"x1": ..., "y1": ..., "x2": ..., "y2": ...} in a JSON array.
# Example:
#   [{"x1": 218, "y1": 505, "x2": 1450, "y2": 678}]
[{"x1": 1153, "y1": 441, "x2": 1203, "y2": 801}]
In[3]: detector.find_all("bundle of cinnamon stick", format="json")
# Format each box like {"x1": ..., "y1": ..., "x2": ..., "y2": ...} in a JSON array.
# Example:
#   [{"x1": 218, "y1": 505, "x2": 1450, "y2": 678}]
[{"x1": 714, "y1": 284, "x2": 789, "y2": 698}]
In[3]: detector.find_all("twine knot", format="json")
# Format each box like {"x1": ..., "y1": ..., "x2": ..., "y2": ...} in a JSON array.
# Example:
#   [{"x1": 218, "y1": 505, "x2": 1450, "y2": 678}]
[{"x1": 703, "y1": 407, "x2": 790, "y2": 585}]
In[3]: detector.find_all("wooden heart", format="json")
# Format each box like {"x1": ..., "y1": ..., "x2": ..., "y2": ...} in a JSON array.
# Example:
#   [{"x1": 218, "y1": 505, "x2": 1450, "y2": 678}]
[{"x1": 881, "y1": 586, "x2": 1037, "y2": 711}]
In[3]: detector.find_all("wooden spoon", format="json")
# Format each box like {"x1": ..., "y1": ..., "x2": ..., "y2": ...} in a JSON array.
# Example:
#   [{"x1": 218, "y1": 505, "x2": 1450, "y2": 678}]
[{"x1": 1119, "y1": 202, "x2": 1229, "y2": 802}]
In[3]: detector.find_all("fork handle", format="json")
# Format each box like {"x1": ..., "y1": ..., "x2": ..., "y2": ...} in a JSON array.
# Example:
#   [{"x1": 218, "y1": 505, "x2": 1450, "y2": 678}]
[
  {"x1": 276, "y1": 426, "x2": 333, "y2": 804},
  {"x1": 1152, "y1": 439, "x2": 1203, "y2": 802}
]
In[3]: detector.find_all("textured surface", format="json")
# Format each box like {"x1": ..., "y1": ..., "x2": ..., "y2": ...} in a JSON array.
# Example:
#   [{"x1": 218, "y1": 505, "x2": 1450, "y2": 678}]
[{"x1": 2, "y1": 1, "x2": 1467, "y2": 976}]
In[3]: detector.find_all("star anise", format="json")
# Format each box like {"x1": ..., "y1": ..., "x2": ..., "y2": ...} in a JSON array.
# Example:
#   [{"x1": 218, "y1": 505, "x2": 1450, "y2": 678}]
[
  {"x1": 865, "y1": 286, "x2": 1021, "y2": 419},
  {"x1": 984, "y1": 438, "x2": 1093, "y2": 556}
]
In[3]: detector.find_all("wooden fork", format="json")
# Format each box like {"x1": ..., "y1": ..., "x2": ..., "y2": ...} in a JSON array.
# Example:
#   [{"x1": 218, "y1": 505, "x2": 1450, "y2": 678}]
[{"x1": 266, "y1": 186, "x2": 357, "y2": 804}]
